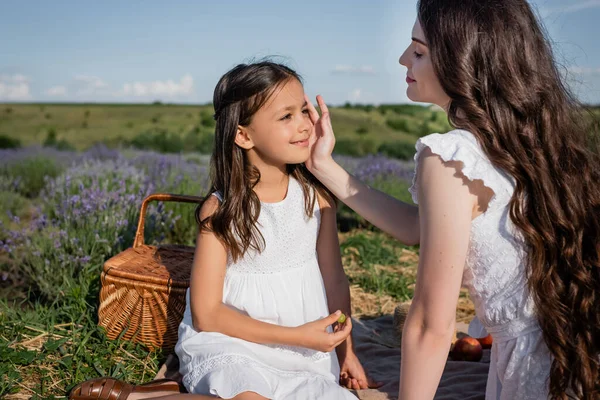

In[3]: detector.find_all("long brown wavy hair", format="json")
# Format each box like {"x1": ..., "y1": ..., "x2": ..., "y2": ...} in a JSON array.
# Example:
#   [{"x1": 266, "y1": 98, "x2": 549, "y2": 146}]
[
  {"x1": 196, "y1": 61, "x2": 334, "y2": 262},
  {"x1": 417, "y1": 0, "x2": 600, "y2": 397}
]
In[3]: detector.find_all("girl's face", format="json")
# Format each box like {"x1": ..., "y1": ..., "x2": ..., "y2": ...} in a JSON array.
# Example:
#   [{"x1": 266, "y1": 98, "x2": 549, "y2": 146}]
[
  {"x1": 237, "y1": 78, "x2": 312, "y2": 167},
  {"x1": 399, "y1": 19, "x2": 451, "y2": 109}
]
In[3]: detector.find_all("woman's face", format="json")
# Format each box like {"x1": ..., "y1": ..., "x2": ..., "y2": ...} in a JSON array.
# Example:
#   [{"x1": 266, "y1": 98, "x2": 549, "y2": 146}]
[{"x1": 399, "y1": 19, "x2": 451, "y2": 109}]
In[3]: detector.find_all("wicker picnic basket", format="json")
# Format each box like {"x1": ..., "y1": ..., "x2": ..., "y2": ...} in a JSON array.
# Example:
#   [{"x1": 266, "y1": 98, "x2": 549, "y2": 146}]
[{"x1": 98, "y1": 193, "x2": 203, "y2": 350}]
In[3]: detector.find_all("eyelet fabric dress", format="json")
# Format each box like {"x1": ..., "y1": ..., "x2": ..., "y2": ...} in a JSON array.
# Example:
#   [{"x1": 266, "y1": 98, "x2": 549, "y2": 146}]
[
  {"x1": 175, "y1": 176, "x2": 357, "y2": 399},
  {"x1": 409, "y1": 129, "x2": 552, "y2": 400}
]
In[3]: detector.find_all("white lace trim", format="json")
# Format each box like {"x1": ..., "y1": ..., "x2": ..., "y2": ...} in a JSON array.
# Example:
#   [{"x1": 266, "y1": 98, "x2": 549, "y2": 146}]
[
  {"x1": 226, "y1": 253, "x2": 319, "y2": 275},
  {"x1": 264, "y1": 343, "x2": 331, "y2": 361},
  {"x1": 409, "y1": 129, "x2": 513, "y2": 211},
  {"x1": 182, "y1": 353, "x2": 331, "y2": 389}
]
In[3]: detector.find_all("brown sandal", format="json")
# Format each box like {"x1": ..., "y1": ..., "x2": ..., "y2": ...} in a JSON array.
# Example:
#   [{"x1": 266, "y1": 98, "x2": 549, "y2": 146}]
[{"x1": 68, "y1": 377, "x2": 181, "y2": 400}]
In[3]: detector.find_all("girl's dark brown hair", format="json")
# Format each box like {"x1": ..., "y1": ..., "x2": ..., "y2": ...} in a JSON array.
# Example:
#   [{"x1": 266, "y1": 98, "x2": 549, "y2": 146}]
[
  {"x1": 195, "y1": 61, "x2": 334, "y2": 262},
  {"x1": 417, "y1": 0, "x2": 600, "y2": 397}
]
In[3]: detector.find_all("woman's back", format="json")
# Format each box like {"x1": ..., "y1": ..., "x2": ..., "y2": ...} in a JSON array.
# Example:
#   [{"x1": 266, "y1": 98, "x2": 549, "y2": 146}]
[{"x1": 410, "y1": 129, "x2": 552, "y2": 399}]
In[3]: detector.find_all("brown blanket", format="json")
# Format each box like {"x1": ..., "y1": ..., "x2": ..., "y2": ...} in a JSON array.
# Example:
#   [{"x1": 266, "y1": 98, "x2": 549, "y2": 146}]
[{"x1": 155, "y1": 316, "x2": 490, "y2": 399}]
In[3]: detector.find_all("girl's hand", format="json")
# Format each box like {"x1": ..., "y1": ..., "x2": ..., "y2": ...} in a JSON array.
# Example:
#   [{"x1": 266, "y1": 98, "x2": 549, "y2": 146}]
[
  {"x1": 296, "y1": 311, "x2": 352, "y2": 352},
  {"x1": 339, "y1": 352, "x2": 384, "y2": 390},
  {"x1": 304, "y1": 94, "x2": 336, "y2": 172}
]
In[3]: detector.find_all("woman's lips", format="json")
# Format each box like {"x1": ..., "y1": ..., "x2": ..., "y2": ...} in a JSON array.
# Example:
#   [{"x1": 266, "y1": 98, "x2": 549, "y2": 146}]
[{"x1": 406, "y1": 76, "x2": 416, "y2": 84}]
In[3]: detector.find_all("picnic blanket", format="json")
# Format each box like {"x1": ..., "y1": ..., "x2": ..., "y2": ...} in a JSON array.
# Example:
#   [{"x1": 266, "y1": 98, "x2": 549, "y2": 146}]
[{"x1": 155, "y1": 316, "x2": 490, "y2": 399}]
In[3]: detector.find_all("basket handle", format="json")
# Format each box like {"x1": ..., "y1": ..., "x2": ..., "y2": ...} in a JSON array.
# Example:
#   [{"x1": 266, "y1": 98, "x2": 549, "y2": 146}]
[{"x1": 133, "y1": 193, "x2": 204, "y2": 248}]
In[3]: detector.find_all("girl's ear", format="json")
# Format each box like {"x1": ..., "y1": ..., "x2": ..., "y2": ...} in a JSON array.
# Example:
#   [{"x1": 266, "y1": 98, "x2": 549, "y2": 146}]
[{"x1": 234, "y1": 126, "x2": 254, "y2": 150}]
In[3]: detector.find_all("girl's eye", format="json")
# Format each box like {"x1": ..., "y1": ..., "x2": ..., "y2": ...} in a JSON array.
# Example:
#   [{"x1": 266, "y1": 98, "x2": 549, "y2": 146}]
[
  {"x1": 280, "y1": 113, "x2": 292, "y2": 120},
  {"x1": 414, "y1": 51, "x2": 423, "y2": 59},
  {"x1": 302, "y1": 109, "x2": 309, "y2": 115}
]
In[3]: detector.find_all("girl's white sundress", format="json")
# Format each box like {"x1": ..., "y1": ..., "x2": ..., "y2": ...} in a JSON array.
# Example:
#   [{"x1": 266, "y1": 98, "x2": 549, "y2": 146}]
[
  {"x1": 409, "y1": 129, "x2": 553, "y2": 399},
  {"x1": 175, "y1": 176, "x2": 357, "y2": 399}
]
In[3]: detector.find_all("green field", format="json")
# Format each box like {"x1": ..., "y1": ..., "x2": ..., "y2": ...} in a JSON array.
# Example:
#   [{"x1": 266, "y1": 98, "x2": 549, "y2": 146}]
[{"x1": 0, "y1": 103, "x2": 454, "y2": 159}]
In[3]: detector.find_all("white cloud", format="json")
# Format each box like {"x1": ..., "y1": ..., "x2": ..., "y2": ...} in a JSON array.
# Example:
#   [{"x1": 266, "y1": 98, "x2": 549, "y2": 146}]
[
  {"x1": 332, "y1": 65, "x2": 376, "y2": 76},
  {"x1": 46, "y1": 85, "x2": 68, "y2": 96},
  {"x1": 120, "y1": 74, "x2": 194, "y2": 97},
  {"x1": 349, "y1": 89, "x2": 362, "y2": 102},
  {"x1": 74, "y1": 75, "x2": 109, "y2": 96},
  {"x1": 561, "y1": 0, "x2": 600, "y2": 13},
  {"x1": 541, "y1": 0, "x2": 600, "y2": 16},
  {"x1": 0, "y1": 74, "x2": 31, "y2": 101},
  {"x1": 568, "y1": 66, "x2": 600, "y2": 76}
]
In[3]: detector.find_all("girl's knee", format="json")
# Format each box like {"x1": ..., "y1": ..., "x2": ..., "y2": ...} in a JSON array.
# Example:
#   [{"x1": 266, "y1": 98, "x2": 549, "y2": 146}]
[{"x1": 230, "y1": 392, "x2": 269, "y2": 400}]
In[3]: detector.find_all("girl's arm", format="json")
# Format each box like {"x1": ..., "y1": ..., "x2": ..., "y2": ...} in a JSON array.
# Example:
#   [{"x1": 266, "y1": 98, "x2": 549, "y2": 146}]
[
  {"x1": 315, "y1": 192, "x2": 353, "y2": 352},
  {"x1": 316, "y1": 191, "x2": 384, "y2": 390},
  {"x1": 305, "y1": 95, "x2": 420, "y2": 246},
  {"x1": 398, "y1": 147, "x2": 478, "y2": 399},
  {"x1": 189, "y1": 196, "x2": 351, "y2": 352}
]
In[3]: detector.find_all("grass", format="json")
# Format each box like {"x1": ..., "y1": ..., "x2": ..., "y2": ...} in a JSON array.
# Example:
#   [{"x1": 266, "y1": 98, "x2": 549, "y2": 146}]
[
  {"x1": 1, "y1": 227, "x2": 420, "y2": 399},
  {"x1": 0, "y1": 103, "x2": 209, "y2": 150},
  {"x1": 1, "y1": 299, "x2": 167, "y2": 399},
  {"x1": 341, "y1": 231, "x2": 417, "y2": 302}
]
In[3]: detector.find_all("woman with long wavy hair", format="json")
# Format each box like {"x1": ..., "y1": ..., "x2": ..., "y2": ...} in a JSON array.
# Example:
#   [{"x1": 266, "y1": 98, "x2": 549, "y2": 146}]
[{"x1": 305, "y1": 0, "x2": 600, "y2": 398}]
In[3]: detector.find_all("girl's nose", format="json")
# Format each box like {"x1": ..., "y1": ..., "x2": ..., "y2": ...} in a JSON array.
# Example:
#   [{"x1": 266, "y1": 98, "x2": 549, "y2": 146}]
[{"x1": 299, "y1": 115, "x2": 311, "y2": 133}]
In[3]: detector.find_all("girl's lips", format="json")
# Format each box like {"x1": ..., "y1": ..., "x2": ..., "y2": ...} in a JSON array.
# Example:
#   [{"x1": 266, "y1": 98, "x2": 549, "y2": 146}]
[
  {"x1": 292, "y1": 140, "x2": 309, "y2": 147},
  {"x1": 406, "y1": 76, "x2": 416, "y2": 84}
]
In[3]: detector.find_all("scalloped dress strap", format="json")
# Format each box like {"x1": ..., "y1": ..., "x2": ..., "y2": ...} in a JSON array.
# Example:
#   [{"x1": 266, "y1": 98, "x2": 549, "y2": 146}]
[
  {"x1": 211, "y1": 191, "x2": 223, "y2": 202},
  {"x1": 408, "y1": 129, "x2": 512, "y2": 211}
]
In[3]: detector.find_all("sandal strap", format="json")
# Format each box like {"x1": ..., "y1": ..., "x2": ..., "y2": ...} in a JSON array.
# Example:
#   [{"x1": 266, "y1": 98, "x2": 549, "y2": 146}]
[
  {"x1": 70, "y1": 377, "x2": 178, "y2": 400},
  {"x1": 83, "y1": 378, "x2": 134, "y2": 400},
  {"x1": 115, "y1": 380, "x2": 134, "y2": 400}
]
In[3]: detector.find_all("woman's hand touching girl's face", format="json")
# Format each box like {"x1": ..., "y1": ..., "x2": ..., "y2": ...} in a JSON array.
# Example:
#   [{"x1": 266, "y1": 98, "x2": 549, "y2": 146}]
[{"x1": 304, "y1": 94, "x2": 336, "y2": 172}]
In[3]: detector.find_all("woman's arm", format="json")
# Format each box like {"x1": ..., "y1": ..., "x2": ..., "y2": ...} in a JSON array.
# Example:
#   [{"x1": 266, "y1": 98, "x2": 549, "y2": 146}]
[
  {"x1": 398, "y1": 147, "x2": 476, "y2": 399},
  {"x1": 305, "y1": 95, "x2": 419, "y2": 246},
  {"x1": 189, "y1": 196, "x2": 351, "y2": 352},
  {"x1": 312, "y1": 158, "x2": 420, "y2": 245}
]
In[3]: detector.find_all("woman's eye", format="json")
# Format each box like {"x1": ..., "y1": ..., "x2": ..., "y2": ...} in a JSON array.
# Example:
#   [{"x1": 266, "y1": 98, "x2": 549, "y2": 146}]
[{"x1": 414, "y1": 51, "x2": 423, "y2": 59}]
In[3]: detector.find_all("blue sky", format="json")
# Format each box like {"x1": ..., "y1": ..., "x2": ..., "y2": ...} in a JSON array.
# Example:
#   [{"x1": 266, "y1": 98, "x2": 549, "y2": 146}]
[{"x1": 1, "y1": 0, "x2": 599, "y2": 105}]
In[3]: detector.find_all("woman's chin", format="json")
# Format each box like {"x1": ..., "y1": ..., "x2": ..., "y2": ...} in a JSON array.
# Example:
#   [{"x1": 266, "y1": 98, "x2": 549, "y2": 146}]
[{"x1": 406, "y1": 89, "x2": 420, "y2": 103}]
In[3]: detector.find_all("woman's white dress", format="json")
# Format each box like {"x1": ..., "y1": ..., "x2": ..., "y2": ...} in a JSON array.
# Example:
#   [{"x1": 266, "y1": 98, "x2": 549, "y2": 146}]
[
  {"x1": 409, "y1": 129, "x2": 553, "y2": 399},
  {"x1": 175, "y1": 176, "x2": 357, "y2": 399}
]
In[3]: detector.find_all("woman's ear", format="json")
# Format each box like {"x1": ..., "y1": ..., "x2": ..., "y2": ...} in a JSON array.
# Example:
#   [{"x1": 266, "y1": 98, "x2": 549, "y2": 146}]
[{"x1": 234, "y1": 126, "x2": 254, "y2": 150}]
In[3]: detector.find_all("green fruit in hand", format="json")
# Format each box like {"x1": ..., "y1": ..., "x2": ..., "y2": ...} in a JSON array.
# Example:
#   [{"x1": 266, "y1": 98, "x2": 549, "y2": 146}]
[{"x1": 337, "y1": 313, "x2": 347, "y2": 324}]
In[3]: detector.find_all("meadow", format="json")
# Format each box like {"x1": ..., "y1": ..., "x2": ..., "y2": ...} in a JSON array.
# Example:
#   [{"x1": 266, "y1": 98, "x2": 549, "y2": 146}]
[
  {"x1": 0, "y1": 142, "x2": 424, "y2": 399},
  {"x1": 0, "y1": 102, "x2": 597, "y2": 399}
]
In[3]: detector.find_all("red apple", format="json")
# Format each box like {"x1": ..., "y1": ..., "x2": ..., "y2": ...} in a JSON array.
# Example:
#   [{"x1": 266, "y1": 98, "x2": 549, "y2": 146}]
[
  {"x1": 451, "y1": 336, "x2": 483, "y2": 362},
  {"x1": 476, "y1": 333, "x2": 493, "y2": 349}
]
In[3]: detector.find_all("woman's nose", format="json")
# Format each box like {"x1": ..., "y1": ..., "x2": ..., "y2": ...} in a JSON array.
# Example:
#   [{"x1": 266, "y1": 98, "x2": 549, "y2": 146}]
[{"x1": 399, "y1": 48, "x2": 410, "y2": 67}]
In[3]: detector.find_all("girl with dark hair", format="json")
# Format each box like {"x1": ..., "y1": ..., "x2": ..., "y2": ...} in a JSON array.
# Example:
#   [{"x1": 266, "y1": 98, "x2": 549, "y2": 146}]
[
  {"x1": 174, "y1": 61, "x2": 377, "y2": 399},
  {"x1": 172, "y1": 60, "x2": 381, "y2": 399},
  {"x1": 305, "y1": 1, "x2": 600, "y2": 399}
]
